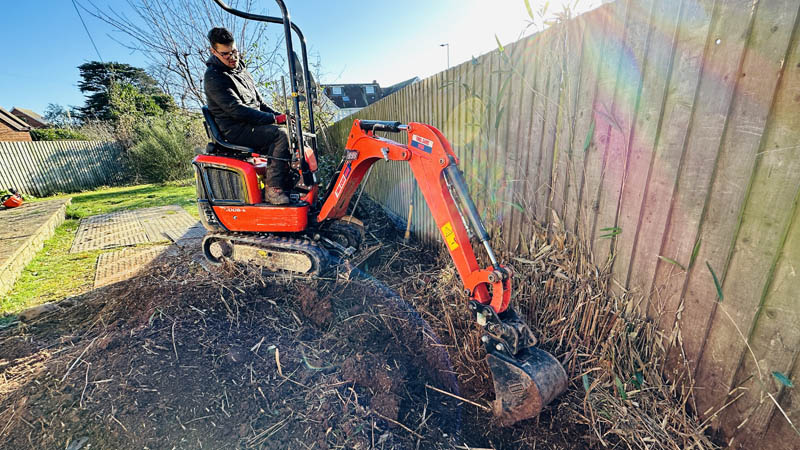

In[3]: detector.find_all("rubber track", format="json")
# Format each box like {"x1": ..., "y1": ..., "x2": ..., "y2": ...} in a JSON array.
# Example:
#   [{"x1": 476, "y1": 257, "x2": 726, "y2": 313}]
[{"x1": 206, "y1": 232, "x2": 330, "y2": 276}]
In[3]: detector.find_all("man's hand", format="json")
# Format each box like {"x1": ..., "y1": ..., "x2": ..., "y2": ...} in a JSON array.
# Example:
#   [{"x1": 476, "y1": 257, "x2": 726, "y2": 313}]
[{"x1": 275, "y1": 114, "x2": 287, "y2": 124}]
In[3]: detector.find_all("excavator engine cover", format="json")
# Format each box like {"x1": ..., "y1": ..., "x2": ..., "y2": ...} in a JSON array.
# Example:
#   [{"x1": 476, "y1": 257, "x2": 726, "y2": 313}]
[{"x1": 486, "y1": 341, "x2": 568, "y2": 426}]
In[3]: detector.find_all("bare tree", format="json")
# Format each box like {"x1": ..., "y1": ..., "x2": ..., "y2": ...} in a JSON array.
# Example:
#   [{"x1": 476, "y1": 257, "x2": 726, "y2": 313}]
[{"x1": 81, "y1": 0, "x2": 286, "y2": 108}]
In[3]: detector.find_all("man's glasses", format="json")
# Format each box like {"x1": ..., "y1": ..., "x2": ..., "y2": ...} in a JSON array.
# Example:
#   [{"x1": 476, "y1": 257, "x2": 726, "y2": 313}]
[{"x1": 216, "y1": 49, "x2": 239, "y2": 59}]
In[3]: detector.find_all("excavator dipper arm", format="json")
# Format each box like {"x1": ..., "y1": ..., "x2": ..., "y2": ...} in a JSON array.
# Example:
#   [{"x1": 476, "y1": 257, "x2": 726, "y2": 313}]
[{"x1": 318, "y1": 120, "x2": 568, "y2": 426}]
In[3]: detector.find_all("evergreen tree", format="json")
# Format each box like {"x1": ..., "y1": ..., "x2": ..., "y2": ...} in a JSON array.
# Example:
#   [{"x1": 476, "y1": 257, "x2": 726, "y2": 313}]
[{"x1": 77, "y1": 61, "x2": 174, "y2": 120}]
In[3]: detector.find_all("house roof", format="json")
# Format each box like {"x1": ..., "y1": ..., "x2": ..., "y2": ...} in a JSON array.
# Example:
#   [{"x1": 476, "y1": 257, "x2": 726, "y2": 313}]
[
  {"x1": 11, "y1": 107, "x2": 45, "y2": 122},
  {"x1": 323, "y1": 77, "x2": 419, "y2": 110},
  {"x1": 0, "y1": 107, "x2": 31, "y2": 132},
  {"x1": 11, "y1": 107, "x2": 48, "y2": 127},
  {"x1": 323, "y1": 83, "x2": 381, "y2": 109}
]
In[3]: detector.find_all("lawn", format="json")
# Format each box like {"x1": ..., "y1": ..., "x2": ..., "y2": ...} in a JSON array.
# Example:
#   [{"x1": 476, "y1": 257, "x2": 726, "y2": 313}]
[{"x1": 1, "y1": 181, "x2": 198, "y2": 317}]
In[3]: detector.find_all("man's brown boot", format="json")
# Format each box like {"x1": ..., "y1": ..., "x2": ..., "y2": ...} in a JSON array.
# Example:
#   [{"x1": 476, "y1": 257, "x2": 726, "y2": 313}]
[{"x1": 265, "y1": 187, "x2": 289, "y2": 205}]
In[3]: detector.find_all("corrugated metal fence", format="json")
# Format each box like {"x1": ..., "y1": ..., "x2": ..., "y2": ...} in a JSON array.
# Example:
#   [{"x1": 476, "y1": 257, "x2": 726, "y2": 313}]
[
  {"x1": 0, "y1": 141, "x2": 125, "y2": 196},
  {"x1": 324, "y1": 0, "x2": 800, "y2": 447}
]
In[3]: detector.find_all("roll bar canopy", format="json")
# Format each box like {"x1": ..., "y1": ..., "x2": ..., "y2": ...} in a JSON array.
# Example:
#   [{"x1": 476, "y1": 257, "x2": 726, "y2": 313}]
[{"x1": 210, "y1": 0, "x2": 316, "y2": 186}]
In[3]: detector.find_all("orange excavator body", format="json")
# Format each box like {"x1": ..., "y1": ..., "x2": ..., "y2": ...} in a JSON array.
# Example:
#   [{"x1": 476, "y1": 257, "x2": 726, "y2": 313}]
[
  {"x1": 199, "y1": 0, "x2": 568, "y2": 427},
  {"x1": 193, "y1": 116, "x2": 567, "y2": 425}
]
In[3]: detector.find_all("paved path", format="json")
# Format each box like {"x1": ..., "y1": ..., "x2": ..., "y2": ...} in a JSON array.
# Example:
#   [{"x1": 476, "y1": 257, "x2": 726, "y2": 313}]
[
  {"x1": 71, "y1": 205, "x2": 201, "y2": 253},
  {"x1": 69, "y1": 205, "x2": 206, "y2": 287},
  {"x1": 0, "y1": 198, "x2": 70, "y2": 298}
]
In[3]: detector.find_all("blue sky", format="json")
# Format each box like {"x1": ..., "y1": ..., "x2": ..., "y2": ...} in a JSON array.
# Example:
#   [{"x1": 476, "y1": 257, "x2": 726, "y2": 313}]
[{"x1": 0, "y1": 0, "x2": 601, "y2": 115}]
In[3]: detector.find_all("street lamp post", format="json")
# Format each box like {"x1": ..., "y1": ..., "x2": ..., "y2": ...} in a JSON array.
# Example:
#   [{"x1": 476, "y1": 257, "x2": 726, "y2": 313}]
[{"x1": 440, "y1": 43, "x2": 450, "y2": 69}]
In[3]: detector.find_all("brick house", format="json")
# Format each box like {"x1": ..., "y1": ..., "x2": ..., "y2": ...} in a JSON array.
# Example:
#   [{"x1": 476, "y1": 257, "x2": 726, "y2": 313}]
[
  {"x1": 0, "y1": 107, "x2": 32, "y2": 142},
  {"x1": 11, "y1": 107, "x2": 48, "y2": 129}
]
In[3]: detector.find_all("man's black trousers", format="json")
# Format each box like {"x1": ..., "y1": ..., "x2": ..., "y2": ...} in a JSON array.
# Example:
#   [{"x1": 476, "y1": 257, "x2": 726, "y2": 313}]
[{"x1": 226, "y1": 124, "x2": 291, "y2": 188}]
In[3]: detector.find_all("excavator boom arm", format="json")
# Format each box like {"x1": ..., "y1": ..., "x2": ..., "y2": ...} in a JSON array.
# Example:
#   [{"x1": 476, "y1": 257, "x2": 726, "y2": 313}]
[
  {"x1": 318, "y1": 119, "x2": 568, "y2": 426},
  {"x1": 318, "y1": 120, "x2": 511, "y2": 313}
]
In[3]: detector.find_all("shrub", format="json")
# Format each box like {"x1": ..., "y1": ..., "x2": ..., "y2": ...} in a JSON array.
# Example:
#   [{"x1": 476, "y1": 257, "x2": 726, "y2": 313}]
[
  {"x1": 127, "y1": 113, "x2": 205, "y2": 183},
  {"x1": 30, "y1": 128, "x2": 89, "y2": 141}
]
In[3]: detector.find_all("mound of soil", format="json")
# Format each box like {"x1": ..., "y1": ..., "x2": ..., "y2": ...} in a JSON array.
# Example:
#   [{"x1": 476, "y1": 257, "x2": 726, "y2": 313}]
[{"x1": 0, "y1": 199, "x2": 588, "y2": 449}]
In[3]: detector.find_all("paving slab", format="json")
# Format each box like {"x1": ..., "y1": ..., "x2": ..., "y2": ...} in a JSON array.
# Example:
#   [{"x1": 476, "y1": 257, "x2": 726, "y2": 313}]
[
  {"x1": 163, "y1": 225, "x2": 207, "y2": 246},
  {"x1": 71, "y1": 205, "x2": 200, "y2": 253},
  {"x1": 137, "y1": 205, "x2": 198, "y2": 242},
  {"x1": 0, "y1": 198, "x2": 70, "y2": 298},
  {"x1": 94, "y1": 245, "x2": 170, "y2": 288}
]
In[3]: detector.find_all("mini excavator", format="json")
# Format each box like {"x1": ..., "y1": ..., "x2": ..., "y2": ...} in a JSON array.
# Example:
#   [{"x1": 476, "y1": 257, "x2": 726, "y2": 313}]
[{"x1": 196, "y1": 0, "x2": 568, "y2": 426}]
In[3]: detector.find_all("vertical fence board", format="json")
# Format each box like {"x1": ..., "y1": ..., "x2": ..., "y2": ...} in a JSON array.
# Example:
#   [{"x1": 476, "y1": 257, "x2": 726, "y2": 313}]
[
  {"x1": 764, "y1": 352, "x2": 800, "y2": 449},
  {"x1": 0, "y1": 143, "x2": 24, "y2": 194},
  {"x1": 530, "y1": 31, "x2": 554, "y2": 223},
  {"x1": 474, "y1": 52, "x2": 493, "y2": 224},
  {"x1": 1, "y1": 142, "x2": 30, "y2": 193},
  {"x1": 551, "y1": 17, "x2": 587, "y2": 229},
  {"x1": 539, "y1": 28, "x2": 565, "y2": 231},
  {"x1": 566, "y1": 9, "x2": 609, "y2": 239},
  {"x1": 511, "y1": 35, "x2": 542, "y2": 252},
  {"x1": 495, "y1": 39, "x2": 514, "y2": 248},
  {"x1": 76, "y1": 140, "x2": 103, "y2": 187},
  {"x1": 628, "y1": 0, "x2": 714, "y2": 311},
  {"x1": 717, "y1": 11, "x2": 800, "y2": 442},
  {"x1": 524, "y1": 31, "x2": 552, "y2": 241},
  {"x1": 498, "y1": 37, "x2": 528, "y2": 250},
  {"x1": 486, "y1": 50, "x2": 505, "y2": 241},
  {"x1": 581, "y1": 1, "x2": 628, "y2": 250},
  {"x1": 62, "y1": 141, "x2": 90, "y2": 189},
  {"x1": 594, "y1": 0, "x2": 647, "y2": 267},
  {"x1": 652, "y1": 0, "x2": 751, "y2": 363},
  {"x1": 24, "y1": 139, "x2": 48, "y2": 195},
  {"x1": 53, "y1": 141, "x2": 80, "y2": 193},
  {"x1": 35, "y1": 141, "x2": 61, "y2": 195},
  {"x1": 693, "y1": 0, "x2": 800, "y2": 418},
  {"x1": 508, "y1": 34, "x2": 538, "y2": 251},
  {"x1": 613, "y1": 0, "x2": 685, "y2": 299},
  {"x1": 602, "y1": 0, "x2": 658, "y2": 290},
  {"x1": 13, "y1": 142, "x2": 40, "y2": 195},
  {"x1": 9, "y1": 142, "x2": 36, "y2": 195}
]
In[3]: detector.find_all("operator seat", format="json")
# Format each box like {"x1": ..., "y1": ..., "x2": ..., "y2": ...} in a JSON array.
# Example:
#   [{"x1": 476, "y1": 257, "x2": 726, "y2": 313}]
[{"x1": 201, "y1": 106, "x2": 254, "y2": 156}]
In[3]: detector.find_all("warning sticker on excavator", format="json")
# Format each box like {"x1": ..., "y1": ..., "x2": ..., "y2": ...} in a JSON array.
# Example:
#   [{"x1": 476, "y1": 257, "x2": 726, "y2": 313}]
[
  {"x1": 334, "y1": 162, "x2": 352, "y2": 198},
  {"x1": 411, "y1": 134, "x2": 433, "y2": 153},
  {"x1": 441, "y1": 222, "x2": 459, "y2": 251}
]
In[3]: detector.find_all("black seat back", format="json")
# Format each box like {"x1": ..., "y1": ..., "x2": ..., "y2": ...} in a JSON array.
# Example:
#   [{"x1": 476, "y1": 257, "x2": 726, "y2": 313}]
[{"x1": 201, "y1": 106, "x2": 254, "y2": 154}]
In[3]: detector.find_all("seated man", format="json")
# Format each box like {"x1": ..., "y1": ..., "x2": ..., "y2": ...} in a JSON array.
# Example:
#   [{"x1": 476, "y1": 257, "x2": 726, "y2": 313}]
[{"x1": 204, "y1": 27, "x2": 291, "y2": 205}]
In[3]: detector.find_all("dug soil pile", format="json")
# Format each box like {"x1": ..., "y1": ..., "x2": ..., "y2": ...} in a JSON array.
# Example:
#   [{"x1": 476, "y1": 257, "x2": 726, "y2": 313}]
[{"x1": 0, "y1": 199, "x2": 715, "y2": 449}]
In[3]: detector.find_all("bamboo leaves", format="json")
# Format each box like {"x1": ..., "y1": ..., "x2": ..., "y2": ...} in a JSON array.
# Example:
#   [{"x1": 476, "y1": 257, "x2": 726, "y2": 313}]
[
  {"x1": 706, "y1": 262, "x2": 723, "y2": 301},
  {"x1": 772, "y1": 371, "x2": 794, "y2": 388}
]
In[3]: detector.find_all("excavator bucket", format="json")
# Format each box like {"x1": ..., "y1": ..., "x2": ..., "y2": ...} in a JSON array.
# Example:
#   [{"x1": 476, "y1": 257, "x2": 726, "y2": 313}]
[{"x1": 486, "y1": 344, "x2": 568, "y2": 426}]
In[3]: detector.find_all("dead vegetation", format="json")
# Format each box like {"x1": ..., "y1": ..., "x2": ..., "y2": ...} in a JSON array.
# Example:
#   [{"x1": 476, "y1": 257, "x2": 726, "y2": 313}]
[
  {"x1": 0, "y1": 198, "x2": 718, "y2": 449},
  {"x1": 377, "y1": 205, "x2": 720, "y2": 449}
]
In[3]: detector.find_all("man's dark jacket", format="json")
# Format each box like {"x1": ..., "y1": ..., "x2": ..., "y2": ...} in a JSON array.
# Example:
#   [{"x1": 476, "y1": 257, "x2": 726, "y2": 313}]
[{"x1": 204, "y1": 56, "x2": 278, "y2": 138}]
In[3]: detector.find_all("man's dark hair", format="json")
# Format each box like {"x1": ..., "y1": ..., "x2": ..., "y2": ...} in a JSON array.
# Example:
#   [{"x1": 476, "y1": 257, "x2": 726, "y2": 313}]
[{"x1": 208, "y1": 27, "x2": 234, "y2": 47}]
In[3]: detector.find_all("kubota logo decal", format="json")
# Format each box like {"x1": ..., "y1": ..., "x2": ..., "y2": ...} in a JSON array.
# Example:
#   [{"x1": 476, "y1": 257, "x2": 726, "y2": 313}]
[
  {"x1": 441, "y1": 222, "x2": 459, "y2": 250},
  {"x1": 334, "y1": 162, "x2": 352, "y2": 198}
]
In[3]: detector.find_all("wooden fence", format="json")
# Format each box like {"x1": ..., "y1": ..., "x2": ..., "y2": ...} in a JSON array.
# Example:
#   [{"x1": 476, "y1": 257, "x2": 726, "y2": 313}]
[
  {"x1": 0, "y1": 141, "x2": 124, "y2": 197},
  {"x1": 324, "y1": 0, "x2": 800, "y2": 447}
]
